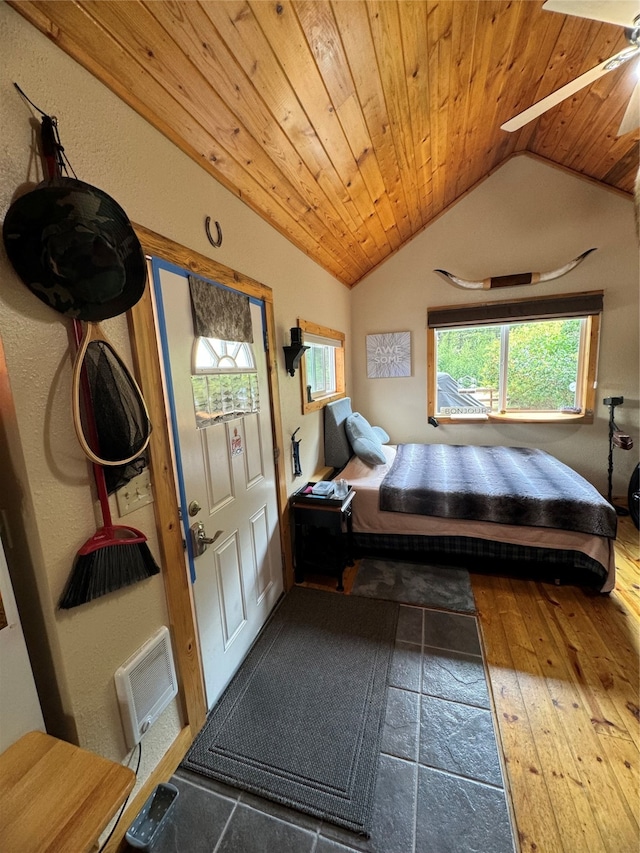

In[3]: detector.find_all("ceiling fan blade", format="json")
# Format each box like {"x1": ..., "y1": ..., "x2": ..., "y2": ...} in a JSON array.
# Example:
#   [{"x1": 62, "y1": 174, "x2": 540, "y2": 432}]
[
  {"x1": 501, "y1": 57, "x2": 614, "y2": 131},
  {"x1": 617, "y1": 79, "x2": 640, "y2": 134},
  {"x1": 543, "y1": 1, "x2": 640, "y2": 28}
]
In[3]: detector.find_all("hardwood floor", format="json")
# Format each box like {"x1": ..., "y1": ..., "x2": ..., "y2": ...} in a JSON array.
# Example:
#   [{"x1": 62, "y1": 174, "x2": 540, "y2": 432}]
[{"x1": 472, "y1": 515, "x2": 639, "y2": 853}]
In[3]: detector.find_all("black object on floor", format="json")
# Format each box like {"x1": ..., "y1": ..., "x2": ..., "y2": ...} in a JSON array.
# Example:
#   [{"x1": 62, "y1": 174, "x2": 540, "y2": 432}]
[
  {"x1": 181, "y1": 587, "x2": 398, "y2": 836},
  {"x1": 125, "y1": 783, "x2": 179, "y2": 850}
]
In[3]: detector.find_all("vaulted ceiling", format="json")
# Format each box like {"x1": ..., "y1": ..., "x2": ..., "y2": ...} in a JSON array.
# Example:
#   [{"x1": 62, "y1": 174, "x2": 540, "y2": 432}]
[{"x1": 10, "y1": 0, "x2": 639, "y2": 286}]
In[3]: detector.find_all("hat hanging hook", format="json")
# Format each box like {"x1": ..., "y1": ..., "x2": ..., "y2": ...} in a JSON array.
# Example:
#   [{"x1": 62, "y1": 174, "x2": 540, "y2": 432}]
[
  {"x1": 41, "y1": 115, "x2": 62, "y2": 180},
  {"x1": 13, "y1": 83, "x2": 76, "y2": 181}
]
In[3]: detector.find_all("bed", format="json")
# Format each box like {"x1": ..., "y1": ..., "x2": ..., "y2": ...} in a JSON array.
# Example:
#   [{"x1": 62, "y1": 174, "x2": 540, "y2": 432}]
[{"x1": 324, "y1": 398, "x2": 617, "y2": 592}]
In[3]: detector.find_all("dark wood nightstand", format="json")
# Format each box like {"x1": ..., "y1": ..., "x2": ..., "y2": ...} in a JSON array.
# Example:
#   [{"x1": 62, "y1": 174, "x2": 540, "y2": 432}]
[{"x1": 290, "y1": 483, "x2": 355, "y2": 591}]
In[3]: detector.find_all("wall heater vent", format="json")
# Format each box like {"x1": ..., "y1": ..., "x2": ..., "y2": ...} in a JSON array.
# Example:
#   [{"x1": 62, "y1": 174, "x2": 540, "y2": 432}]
[{"x1": 115, "y1": 626, "x2": 178, "y2": 750}]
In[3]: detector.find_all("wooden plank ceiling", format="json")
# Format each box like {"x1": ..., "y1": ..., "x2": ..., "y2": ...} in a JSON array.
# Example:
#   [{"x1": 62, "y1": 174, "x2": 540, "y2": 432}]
[{"x1": 10, "y1": 0, "x2": 639, "y2": 286}]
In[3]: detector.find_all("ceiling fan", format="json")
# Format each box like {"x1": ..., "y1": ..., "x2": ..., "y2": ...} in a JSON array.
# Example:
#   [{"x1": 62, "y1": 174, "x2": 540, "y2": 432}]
[{"x1": 501, "y1": 0, "x2": 640, "y2": 135}]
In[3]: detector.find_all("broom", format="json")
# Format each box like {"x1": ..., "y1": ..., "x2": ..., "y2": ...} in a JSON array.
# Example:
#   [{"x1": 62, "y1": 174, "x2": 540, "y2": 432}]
[{"x1": 58, "y1": 323, "x2": 160, "y2": 608}]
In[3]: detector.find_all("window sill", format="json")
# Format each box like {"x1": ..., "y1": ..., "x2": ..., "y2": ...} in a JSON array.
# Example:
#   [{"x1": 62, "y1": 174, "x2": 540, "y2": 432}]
[
  {"x1": 488, "y1": 411, "x2": 593, "y2": 424},
  {"x1": 302, "y1": 390, "x2": 346, "y2": 415},
  {"x1": 435, "y1": 411, "x2": 593, "y2": 425}
]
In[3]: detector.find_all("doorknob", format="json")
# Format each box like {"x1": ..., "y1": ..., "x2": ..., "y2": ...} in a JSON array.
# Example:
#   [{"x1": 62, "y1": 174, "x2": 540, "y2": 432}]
[
  {"x1": 199, "y1": 529, "x2": 223, "y2": 545},
  {"x1": 189, "y1": 521, "x2": 223, "y2": 557}
]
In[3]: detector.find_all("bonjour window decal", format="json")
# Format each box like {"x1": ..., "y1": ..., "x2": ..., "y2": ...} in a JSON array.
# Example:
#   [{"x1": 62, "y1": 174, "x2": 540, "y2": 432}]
[{"x1": 366, "y1": 331, "x2": 411, "y2": 379}]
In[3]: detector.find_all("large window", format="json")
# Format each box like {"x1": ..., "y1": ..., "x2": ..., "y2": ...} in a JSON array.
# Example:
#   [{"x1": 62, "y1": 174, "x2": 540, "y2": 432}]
[
  {"x1": 298, "y1": 319, "x2": 345, "y2": 414},
  {"x1": 427, "y1": 292, "x2": 602, "y2": 424}
]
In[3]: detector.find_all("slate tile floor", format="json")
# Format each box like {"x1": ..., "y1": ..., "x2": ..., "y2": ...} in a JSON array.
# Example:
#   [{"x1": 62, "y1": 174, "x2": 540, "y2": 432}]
[{"x1": 140, "y1": 605, "x2": 516, "y2": 853}]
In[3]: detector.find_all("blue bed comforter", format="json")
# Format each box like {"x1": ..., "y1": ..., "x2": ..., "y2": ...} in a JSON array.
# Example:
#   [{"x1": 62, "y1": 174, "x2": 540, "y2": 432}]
[{"x1": 379, "y1": 444, "x2": 617, "y2": 538}]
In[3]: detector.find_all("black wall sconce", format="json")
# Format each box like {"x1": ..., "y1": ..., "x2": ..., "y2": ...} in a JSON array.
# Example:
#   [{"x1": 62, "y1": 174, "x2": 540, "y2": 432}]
[{"x1": 283, "y1": 327, "x2": 310, "y2": 377}]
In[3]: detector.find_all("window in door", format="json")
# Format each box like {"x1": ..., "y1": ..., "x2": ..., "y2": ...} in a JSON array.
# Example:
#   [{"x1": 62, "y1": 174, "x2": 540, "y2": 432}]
[
  {"x1": 191, "y1": 336, "x2": 260, "y2": 428},
  {"x1": 427, "y1": 291, "x2": 602, "y2": 424}
]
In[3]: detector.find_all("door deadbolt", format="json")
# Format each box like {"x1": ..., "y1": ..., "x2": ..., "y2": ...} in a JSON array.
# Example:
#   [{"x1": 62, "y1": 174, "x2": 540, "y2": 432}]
[
  {"x1": 189, "y1": 521, "x2": 223, "y2": 557},
  {"x1": 188, "y1": 500, "x2": 202, "y2": 517}
]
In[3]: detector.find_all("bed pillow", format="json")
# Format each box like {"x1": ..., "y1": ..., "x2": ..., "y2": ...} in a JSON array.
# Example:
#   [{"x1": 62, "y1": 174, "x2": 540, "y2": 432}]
[
  {"x1": 371, "y1": 425, "x2": 390, "y2": 444},
  {"x1": 345, "y1": 412, "x2": 387, "y2": 466}
]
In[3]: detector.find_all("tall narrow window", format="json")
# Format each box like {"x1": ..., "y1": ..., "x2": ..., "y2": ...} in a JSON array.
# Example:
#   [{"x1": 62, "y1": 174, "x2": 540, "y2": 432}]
[
  {"x1": 427, "y1": 292, "x2": 602, "y2": 424},
  {"x1": 298, "y1": 320, "x2": 345, "y2": 414},
  {"x1": 306, "y1": 335, "x2": 337, "y2": 398}
]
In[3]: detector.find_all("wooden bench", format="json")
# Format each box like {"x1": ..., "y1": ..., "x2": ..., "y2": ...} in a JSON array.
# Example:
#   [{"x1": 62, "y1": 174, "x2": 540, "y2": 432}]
[{"x1": 0, "y1": 731, "x2": 135, "y2": 853}]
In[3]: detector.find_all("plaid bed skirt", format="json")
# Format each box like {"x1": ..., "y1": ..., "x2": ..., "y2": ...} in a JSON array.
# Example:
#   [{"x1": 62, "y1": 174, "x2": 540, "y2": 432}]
[{"x1": 351, "y1": 532, "x2": 608, "y2": 589}]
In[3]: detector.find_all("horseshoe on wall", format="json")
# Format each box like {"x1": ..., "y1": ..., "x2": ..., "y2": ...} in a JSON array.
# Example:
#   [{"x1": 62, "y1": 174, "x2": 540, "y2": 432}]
[
  {"x1": 205, "y1": 216, "x2": 223, "y2": 248},
  {"x1": 434, "y1": 248, "x2": 597, "y2": 290}
]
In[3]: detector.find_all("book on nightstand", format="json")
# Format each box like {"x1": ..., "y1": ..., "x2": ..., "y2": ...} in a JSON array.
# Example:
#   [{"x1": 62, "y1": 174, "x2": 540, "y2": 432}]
[{"x1": 291, "y1": 481, "x2": 352, "y2": 507}]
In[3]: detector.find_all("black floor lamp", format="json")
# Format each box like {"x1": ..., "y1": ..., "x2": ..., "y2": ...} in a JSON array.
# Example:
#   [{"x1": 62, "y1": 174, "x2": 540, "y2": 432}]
[{"x1": 604, "y1": 396, "x2": 633, "y2": 515}]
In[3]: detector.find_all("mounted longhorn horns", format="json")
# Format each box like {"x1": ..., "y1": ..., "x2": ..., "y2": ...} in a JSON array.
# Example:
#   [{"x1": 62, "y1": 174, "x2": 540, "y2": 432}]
[{"x1": 434, "y1": 248, "x2": 597, "y2": 290}]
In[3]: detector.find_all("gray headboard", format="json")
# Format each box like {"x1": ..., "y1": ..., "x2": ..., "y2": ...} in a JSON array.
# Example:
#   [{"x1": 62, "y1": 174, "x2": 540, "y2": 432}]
[{"x1": 324, "y1": 397, "x2": 354, "y2": 469}]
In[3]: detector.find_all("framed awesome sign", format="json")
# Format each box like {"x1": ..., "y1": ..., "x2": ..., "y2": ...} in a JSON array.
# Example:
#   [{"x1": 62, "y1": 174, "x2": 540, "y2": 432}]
[{"x1": 366, "y1": 331, "x2": 411, "y2": 379}]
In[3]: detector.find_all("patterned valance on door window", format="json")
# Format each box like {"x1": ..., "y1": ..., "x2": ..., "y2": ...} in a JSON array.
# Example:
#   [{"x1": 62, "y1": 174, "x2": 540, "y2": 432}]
[{"x1": 188, "y1": 275, "x2": 253, "y2": 343}]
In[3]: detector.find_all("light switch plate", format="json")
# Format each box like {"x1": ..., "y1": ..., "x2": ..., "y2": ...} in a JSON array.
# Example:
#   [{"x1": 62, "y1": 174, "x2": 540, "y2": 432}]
[{"x1": 116, "y1": 470, "x2": 154, "y2": 517}]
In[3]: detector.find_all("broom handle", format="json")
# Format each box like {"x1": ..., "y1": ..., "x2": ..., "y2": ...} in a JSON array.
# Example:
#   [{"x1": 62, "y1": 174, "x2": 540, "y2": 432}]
[
  {"x1": 40, "y1": 115, "x2": 59, "y2": 184},
  {"x1": 40, "y1": 123, "x2": 111, "y2": 530},
  {"x1": 72, "y1": 319, "x2": 113, "y2": 529},
  {"x1": 39, "y1": 123, "x2": 113, "y2": 526}
]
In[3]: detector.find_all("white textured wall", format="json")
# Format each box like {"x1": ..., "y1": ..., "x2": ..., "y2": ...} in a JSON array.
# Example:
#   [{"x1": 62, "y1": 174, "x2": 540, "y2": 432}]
[
  {"x1": 0, "y1": 0, "x2": 349, "y2": 787},
  {"x1": 351, "y1": 155, "x2": 639, "y2": 498}
]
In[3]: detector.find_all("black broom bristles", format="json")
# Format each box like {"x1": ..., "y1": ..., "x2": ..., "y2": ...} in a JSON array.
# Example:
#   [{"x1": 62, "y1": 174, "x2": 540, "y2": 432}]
[{"x1": 59, "y1": 541, "x2": 160, "y2": 610}]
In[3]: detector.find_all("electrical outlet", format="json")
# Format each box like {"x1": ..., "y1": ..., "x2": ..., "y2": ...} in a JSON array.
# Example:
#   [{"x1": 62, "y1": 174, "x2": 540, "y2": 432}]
[{"x1": 116, "y1": 470, "x2": 154, "y2": 517}]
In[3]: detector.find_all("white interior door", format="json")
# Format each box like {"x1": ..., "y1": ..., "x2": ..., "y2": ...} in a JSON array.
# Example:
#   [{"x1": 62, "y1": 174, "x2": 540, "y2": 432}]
[
  {"x1": 152, "y1": 262, "x2": 283, "y2": 708},
  {"x1": 0, "y1": 535, "x2": 45, "y2": 751}
]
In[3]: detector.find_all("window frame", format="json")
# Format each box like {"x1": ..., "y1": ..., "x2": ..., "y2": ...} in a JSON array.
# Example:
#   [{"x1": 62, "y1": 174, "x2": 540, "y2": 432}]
[
  {"x1": 427, "y1": 291, "x2": 602, "y2": 425},
  {"x1": 298, "y1": 319, "x2": 345, "y2": 414}
]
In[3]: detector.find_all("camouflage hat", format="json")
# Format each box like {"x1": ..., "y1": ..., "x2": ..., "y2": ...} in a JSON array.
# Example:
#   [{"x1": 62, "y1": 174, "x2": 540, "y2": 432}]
[{"x1": 2, "y1": 177, "x2": 146, "y2": 321}]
